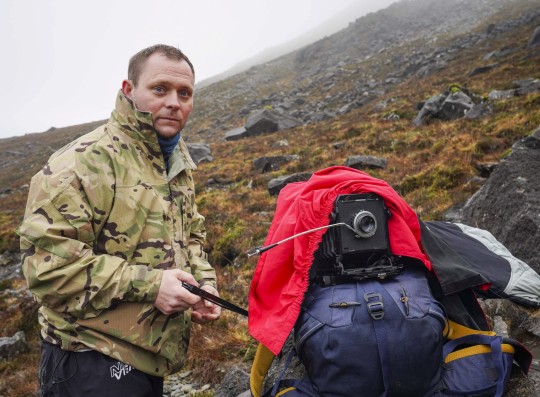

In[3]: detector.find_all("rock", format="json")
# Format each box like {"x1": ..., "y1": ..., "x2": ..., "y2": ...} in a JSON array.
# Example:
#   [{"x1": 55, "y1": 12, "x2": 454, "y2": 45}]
[
  {"x1": 413, "y1": 94, "x2": 446, "y2": 126},
  {"x1": 488, "y1": 89, "x2": 517, "y2": 100},
  {"x1": 245, "y1": 109, "x2": 301, "y2": 137},
  {"x1": 474, "y1": 162, "x2": 498, "y2": 178},
  {"x1": 483, "y1": 46, "x2": 518, "y2": 61},
  {"x1": 413, "y1": 86, "x2": 485, "y2": 126},
  {"x1": 186, "y1": 143, "x2": 213, "y2": 164},
  {"x1": 272, "y1": 139, "x2": 289, "y2": 148},
  {"x1": 438, "y1": 91, "x2": 475, "y2": 120},
  {"x1": 345, "y1": 155, "x2": 387, "y2": 170},
  {"x1": 514, "y1": 78, "x2": 540, "y2": 96},
  {"x1": 528, "y1": 26, "x2": 540, "y2": 48},
  {"x1": 465, "y1": 101, "x2": 494, "y2": 120},
  {"x1": 0, "y1": 331, "x2": 27, "y2": 359},
  {"x1": 225, "y1": 127, "x2": 248, "y2": 141},
  {"x1": 253, "y1": 155, "x2": 300, "y2": 173},
  {"x1": 468, "y1": 63, "x2": 499, "y2": 77},
  {"x1": 213, "y1": 366, "x2": 250, "y2": 397},
  {"x1": 268, "y1": 172, "x2": 312, "y2": 196},
  {"x1": 461, "y1": 126, "x2": 540, "y2": 273}
]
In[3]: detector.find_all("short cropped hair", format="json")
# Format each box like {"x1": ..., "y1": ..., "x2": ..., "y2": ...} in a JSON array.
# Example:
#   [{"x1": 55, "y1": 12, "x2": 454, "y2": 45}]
[{"x1": 128, "y1": 44, "x2": 195, "y2": 86}]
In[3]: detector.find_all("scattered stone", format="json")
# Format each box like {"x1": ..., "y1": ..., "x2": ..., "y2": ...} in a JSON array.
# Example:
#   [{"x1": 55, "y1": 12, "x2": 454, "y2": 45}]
[
  {"x1": 224, "y1": 127, "x2": 248, "y2": 141},
  {"x1": 514, "y1": 78, "x2": 540, "y2": 95},
  {"x1": 468, "y1": 63, "x2": 499, "y2": 77},
  {"x1": 186, "y1": 143, "x2": 213, "y2": 164},
  {"x1": 483, "y1": 46, "x2": 518, "y2": 61},
  {"x1": 213, "y1": 366, "x2": 250, "y2": 397},
  {"x1": 345, "y1": 155, "x2": 387, "y2": 170},
  {"x1": 272, "y1": 139, "x2": 289, "y2": 148},
  {"x1": 528, "y1": 26, "x2": 540, "y2": 48},
  {"x1": 488, "y1": 89, "x2": 516, "y2": 100},
  {"x1": 245, "y1": 109, "x2": 301, "y2": 137},
  {"x1": 253, "y1": 155, "x2": 299, "y2": 173},
  {"x1": 268, "y1": 172, "x2": 312, "y2": 196},
  {"x1": 0, "y1": 331, "x2": 27, "y2": 359},
  {"x1": 464, "y1": 101, "x2": 494, "y2": 120}
]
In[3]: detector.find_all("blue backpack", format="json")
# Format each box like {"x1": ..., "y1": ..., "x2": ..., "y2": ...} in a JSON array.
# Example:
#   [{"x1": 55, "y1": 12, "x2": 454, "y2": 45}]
[
  {"x1": 249, "y1": 265, "x2": 531, "y2": 397},
  {"x1": 259, "y1": 265, "x2": 446, "y2": 397}
]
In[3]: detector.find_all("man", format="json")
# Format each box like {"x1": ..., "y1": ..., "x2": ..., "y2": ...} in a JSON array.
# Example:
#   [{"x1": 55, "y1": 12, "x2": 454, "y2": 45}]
[{"x1": 17, "y1": 44, "x2": 221, "y2": 396}]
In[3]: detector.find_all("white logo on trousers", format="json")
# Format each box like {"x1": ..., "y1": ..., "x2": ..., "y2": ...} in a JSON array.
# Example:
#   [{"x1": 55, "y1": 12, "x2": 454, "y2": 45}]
[{"x1": 110, "y1": 362, "x2": 133, "y2": 380}]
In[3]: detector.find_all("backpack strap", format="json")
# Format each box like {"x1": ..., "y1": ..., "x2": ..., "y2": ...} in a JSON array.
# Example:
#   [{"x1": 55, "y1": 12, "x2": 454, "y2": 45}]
[
  {"x1": 267, "y1": 349, "x2": 298, "y2": 397},
  {"x1": 444, "y1": 319, "x2": 532, "y2": 373},
  {"x1": 251, "y1": 343, "x2": 276, "y2": 397},
  {"x1": 444, "y1": 319, "x2": 496, "y2": 339},
  {"x1": 443, "y1": 334, "x2": 507, "y2": 397},
  {"x1": 363, "y1": 280, "x2": 392, "y2": 397}
]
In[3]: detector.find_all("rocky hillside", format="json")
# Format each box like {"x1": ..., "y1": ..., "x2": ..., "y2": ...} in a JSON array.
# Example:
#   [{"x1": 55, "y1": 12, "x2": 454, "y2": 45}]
[{"x1": 1, "y1": 0, "x2": 540, "y2": 395}]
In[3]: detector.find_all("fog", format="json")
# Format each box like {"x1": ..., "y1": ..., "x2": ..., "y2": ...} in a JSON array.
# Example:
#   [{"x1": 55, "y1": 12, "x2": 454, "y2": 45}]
[{"x1": 0, "y1": 0, "x2": 397, "y2": 139}]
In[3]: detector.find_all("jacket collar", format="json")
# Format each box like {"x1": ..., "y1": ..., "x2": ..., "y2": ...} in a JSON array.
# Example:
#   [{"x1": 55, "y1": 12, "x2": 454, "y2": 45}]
[
  {"x1": 109, "y1": 90, "x2": 197, "y2": 179},
  {"x1": 110, "y1": 90, "x2": 159, "y2": 148}
]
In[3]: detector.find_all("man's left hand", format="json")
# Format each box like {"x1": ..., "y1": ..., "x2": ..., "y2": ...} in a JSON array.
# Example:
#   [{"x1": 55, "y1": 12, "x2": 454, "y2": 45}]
[{"x1": 191, "y1": 285, "x2": 222, "y2": 324}]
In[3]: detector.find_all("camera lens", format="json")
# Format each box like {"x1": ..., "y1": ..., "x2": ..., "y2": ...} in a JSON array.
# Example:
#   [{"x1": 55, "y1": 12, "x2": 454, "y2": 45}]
[{"x1": 352, "y1": 211, "x2": 377, "y2": 238}]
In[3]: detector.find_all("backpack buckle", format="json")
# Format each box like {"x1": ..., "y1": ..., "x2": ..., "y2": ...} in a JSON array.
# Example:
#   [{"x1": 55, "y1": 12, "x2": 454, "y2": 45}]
[{"x1": 364, "y1": 292, "x2": 384, "y2": 320}]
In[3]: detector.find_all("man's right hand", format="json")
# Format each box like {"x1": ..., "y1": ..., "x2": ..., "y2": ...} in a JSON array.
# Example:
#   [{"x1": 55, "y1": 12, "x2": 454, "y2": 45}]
[{"x1": 154, "y1": 269, "x2": 202, "y2": 315}]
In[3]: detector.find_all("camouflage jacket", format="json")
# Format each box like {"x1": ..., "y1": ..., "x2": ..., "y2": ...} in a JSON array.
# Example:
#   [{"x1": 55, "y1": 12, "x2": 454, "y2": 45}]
[{"x1": 17, "y1": 91, "x2": 217, "y2": 376}]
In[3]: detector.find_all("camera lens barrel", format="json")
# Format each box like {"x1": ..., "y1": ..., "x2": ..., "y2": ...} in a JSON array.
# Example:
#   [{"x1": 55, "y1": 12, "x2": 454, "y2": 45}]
[{"x1": 352, "y1": 211, "x2": 378, "y2": 238}]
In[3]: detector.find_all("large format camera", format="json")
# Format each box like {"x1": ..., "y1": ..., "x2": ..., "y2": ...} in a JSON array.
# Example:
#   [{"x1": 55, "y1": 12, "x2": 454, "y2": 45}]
[{"x1": 313, "y1": 193, "x2": 402, "y2": 284}]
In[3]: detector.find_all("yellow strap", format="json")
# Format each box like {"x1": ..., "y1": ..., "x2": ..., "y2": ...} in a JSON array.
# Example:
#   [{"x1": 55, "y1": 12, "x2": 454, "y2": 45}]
[
  {"x1": 445, "y1": 343, "x2": 515, "y2": 363},
  {"x1": 250, "y1": 343, "x2": 276, "y2": 397},
  {"x1": 444, "y1": 319, "x2": 496, "y2": 340},
  {"x1": 276, "y1": 387, "x2": 297, "y2": 396}
]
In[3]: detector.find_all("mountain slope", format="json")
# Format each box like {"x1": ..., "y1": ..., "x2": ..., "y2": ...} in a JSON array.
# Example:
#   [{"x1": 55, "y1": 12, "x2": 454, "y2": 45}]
[{"x1": 196, "y1": 0, "x2": 398, "y2": 87}]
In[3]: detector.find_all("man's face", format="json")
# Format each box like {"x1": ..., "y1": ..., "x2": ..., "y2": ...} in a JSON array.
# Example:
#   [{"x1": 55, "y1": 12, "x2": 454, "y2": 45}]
[{"x1": 122, "y1": 53, "x2": 195, "y2": 138}]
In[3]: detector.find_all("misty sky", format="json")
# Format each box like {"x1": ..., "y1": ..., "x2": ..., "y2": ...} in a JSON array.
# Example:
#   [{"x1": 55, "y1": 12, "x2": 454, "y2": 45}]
[{"x1": 1, "y1": 0, "x2": 397, "y2": 139}]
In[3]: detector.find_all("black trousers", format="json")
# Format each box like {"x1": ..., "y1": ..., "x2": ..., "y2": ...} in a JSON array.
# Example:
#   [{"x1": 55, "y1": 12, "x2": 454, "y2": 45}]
[{"x1": 39, "y1": 341, "x2": 163, "y2": 397}]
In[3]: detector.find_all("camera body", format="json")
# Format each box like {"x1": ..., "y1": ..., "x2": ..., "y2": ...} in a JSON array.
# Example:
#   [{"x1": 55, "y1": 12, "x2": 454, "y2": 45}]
[
  {"x1": 336, "y1": 193, "x2": 389, "y2": 261},
  {"x1": 313, "y1": 193, "x2": 401, "y2": 283}
]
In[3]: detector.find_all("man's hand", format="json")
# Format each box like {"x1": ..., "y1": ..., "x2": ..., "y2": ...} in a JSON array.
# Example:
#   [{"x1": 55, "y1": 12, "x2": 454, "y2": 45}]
[
  {"x1": 191, "y1": 285, "x2": 222, "y2": 324},
  {"x1": 154, "y1": 269, "x2": 202, "y2": 315}
]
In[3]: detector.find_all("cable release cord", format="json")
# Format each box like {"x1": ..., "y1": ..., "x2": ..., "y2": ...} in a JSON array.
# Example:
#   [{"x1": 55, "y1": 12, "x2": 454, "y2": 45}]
[{"x1": 246, "y1": 222, "x2": 357, "y2": 257}]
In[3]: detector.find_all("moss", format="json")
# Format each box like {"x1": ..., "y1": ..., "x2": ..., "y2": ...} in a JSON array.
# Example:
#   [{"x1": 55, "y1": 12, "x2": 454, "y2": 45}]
[
  {"x1": 211, "y1": 218, "x2": 246, "y2": 266},
  {"x1": 398, "y1": 165, "x2": 468, "y2": 196},
  {"x1": 448, "y1": 83, "x2": 463, "y2": 94}
]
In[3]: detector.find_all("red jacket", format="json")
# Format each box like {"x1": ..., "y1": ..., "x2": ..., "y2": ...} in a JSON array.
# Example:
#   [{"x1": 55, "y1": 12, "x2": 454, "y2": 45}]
[{"x1": 248, "y1": 166, "x2": 431, "y2": 354}]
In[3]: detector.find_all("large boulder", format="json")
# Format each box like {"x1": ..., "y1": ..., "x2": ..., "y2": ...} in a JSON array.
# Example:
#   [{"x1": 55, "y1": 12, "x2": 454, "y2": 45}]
[
  {"x1": 245, "y1": 109, "x2": 301, "y2": 137},
  {"x1": 413, "y1": 86, "x2": 488, "y2": 126},
  {"x1": 461, "y1": 126, "x2": 540, "y2": 273}
]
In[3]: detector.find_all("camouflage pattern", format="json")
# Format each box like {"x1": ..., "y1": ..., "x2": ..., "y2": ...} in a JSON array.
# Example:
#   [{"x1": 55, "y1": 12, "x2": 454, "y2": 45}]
[{"x1": 17, "y1": 91, "x2": 217, "y2": 377}]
